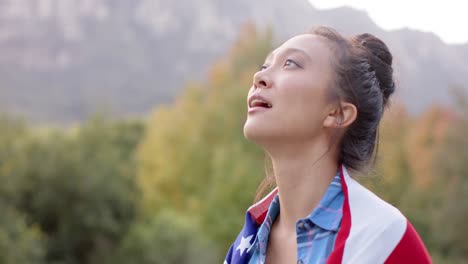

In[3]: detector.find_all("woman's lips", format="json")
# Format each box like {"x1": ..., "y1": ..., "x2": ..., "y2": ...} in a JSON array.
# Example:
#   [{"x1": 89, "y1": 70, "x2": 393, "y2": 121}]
[
  {"x1": 247, "y1": 94, "x2": 272, "y2": 115},
  {"x1": 248, "y1": 106, "x2": 270, "y2": 114}
]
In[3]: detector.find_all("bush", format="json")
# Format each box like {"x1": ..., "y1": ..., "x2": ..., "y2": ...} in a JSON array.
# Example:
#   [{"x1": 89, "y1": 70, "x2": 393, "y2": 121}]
[
  {"x1": 0, "y1": 116, "x2": 144, "y2": 264},
  {"x1": 0, "y1": 203, "x2": 45, "y2": 264},
  {"x1": 114, "y1": 210, "x2": 219, "y2": 264}
]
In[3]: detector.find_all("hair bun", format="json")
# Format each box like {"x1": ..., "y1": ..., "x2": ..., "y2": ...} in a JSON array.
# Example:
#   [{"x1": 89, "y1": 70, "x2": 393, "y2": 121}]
[
  {"x1": 354, "y1": 33, "x2": 395, "y2": 105},
  {"x1": 355, "y1": 33, "x2": 392, "y2": 66}
]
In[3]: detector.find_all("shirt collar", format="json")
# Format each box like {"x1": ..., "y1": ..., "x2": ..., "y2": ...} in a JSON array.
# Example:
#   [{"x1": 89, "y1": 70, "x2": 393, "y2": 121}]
[
  {"x1": 256, "y1": 195, "x2": 280, "y2": 244},
  {"x1": 306, "y1": 171, "x2": 344, "y2": 231},
  {"x1": 259, "y1": 170, "x2": 344, "y2": 233}
]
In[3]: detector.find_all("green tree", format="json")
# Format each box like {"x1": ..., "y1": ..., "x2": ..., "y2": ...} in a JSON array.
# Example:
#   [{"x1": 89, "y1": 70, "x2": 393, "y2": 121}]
[
  {"x1": 137, "y1": 24, "x2": 273, "y2": 254},
  {"x1": 0, "y1": 202, "x2": 45, "y2": 264},
  {"x1": 0, "y1": 116, "x2": 45, "y2": 263},
  {"x1": 114, "y1": 210, "x2": 218, "y2": 264},
  {"x1": 1, "y1": 115, "x2": 144, "y2": 264},
  {"x1": 431, "y1": 89, "x2": 468, "y2": 262}
]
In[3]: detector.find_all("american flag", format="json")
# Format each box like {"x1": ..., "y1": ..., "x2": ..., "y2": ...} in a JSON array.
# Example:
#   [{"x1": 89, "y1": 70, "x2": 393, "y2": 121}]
[
  {"x1": 224, "y1": 188, "x2": 278, "y2": 264},
  {"x1": 223, "y1": 165, "x2": 431, "y2": 264}
]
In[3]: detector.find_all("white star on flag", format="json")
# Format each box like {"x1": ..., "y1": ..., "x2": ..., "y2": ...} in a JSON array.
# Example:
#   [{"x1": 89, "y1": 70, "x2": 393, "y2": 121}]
[{"x1": 236, "y1": 234, "x2": 254, "y2": 256}]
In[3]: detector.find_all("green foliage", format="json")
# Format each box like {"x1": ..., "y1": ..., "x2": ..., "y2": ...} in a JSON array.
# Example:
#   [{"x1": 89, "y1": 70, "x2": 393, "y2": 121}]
[
  {"x1": 114, "y1": 210, "x2": 219, "y2": 264},
  {"x1": 431, "y1": 94, "x2": 468, "y2": 261},
  {"x1": 0, "y1": 115, "x2": 30, "y2": 204},
  {"x1": 137, "y1": 24, "x2": 273, "y2": 253},
  {"x1": 0, "y1": 203, "x2": 45, "y2": 264},
  {"x1": 0, "y1": 115, "x2": 144, "y2": 264},
  {"x1": 0, "y1": 116, "x2": 45, "y2": 264}
]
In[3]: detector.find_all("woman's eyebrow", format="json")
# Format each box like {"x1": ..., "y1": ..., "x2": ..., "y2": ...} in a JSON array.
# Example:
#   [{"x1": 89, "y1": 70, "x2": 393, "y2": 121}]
[{"x1": 265, "y1": 48, "x2": 311, "y2": 61}]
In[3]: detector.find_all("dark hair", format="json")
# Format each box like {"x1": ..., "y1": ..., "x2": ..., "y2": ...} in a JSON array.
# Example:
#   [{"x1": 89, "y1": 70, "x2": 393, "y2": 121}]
[
  {"x1": 311, "y1": 26, "x2": 395, "y2": 171},
  {"x1": 254, "y1": 26, "x2": 396, "y2": 201}
]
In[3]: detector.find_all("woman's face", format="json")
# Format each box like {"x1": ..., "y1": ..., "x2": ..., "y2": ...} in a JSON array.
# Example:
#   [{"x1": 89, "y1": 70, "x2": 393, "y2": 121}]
[{"x1": 243, "y1": 34, "x2": 336, "y2": 145}]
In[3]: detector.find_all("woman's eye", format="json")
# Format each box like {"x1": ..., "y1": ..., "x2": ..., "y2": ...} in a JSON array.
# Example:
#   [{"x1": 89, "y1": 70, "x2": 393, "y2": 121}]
[
  {"x1": 284, "y1": 59, "x2": 302, "y2": 68},
  {"x1": 259, "y1": 64, "x2": 268, "y2": 71}
]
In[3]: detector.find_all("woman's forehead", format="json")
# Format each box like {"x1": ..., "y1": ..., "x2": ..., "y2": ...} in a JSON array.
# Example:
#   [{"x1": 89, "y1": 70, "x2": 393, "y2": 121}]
[{"x1": 271, "y1": 34, "x2": 331, "y2": 58}]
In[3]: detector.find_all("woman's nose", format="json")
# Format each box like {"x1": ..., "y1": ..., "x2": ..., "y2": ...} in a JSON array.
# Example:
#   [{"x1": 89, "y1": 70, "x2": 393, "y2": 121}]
[{"x1": 253, "y1": 70, "x2": 272, "y2": 89}]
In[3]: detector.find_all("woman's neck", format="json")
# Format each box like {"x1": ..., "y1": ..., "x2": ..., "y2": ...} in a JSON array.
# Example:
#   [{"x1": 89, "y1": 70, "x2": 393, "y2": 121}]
[{"x1": 268, "y1": 140, "x2": 339, "y2": 232}]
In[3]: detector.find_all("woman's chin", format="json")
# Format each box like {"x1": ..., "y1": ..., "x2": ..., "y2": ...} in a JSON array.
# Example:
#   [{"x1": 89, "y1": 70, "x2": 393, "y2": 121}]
[{"x1": 243, "y1": 122, "x2": 274, "y2": 143}]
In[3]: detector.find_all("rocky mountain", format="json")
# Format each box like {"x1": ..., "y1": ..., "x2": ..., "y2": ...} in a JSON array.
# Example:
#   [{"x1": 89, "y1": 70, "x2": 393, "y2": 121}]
[{"x1": 0, "y1": 0, "x2": 467, "y2": 123}]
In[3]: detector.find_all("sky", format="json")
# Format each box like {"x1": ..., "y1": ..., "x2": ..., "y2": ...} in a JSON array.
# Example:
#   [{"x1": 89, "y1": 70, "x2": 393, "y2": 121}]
[{"x1": 309, "y1": 0, "x2": 468, "y2": 44}]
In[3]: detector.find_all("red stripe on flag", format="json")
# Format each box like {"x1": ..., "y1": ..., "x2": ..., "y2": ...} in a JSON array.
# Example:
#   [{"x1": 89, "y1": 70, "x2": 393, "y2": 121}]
[
  {"x1": 327, "y1": 164, "x2": 351, "y2": 264},
  {"x1": 385, "y1": 221, "x2": 432, "y2": 263},
  {"x1": 248, "y1": 188, "x2": 278, "y2": 225}
]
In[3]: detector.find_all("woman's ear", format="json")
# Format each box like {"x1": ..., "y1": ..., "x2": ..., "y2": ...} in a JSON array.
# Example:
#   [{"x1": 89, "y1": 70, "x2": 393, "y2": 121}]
[{"x1": 323, "y1": 102, "x2": 357, "y2": 128}]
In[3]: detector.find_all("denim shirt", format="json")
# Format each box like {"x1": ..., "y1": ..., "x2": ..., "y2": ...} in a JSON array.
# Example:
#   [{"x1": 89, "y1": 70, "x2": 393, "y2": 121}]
[{"x1": 248, "y1": 172, "x2": 344, "y2": 264}]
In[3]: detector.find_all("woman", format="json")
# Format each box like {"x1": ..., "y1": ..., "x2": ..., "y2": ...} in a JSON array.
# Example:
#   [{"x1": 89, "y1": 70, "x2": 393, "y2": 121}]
[{"x1": 224, "y1": 26, "x2": 431, "y2": 264}]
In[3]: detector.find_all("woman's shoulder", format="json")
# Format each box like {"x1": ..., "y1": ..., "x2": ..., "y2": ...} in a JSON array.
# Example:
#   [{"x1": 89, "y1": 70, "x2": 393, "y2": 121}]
[
  {"x1": 335, "y1": 166, "x2": 431, "y2": 263},
  {"x1": 342, "y1": 166, "x2": 406, "y2": 228}
]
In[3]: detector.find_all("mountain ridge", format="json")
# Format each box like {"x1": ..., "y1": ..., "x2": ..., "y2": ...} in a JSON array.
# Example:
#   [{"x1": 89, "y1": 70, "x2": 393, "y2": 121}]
[{"x1": 1, "y1": 0, "x2": 466, "y2": 124}]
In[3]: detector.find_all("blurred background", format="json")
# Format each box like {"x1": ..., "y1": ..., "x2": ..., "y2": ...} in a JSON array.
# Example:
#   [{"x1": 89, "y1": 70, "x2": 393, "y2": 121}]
[{"x1": 0, "y1": 0, "x2": 467, "y2": 263}]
